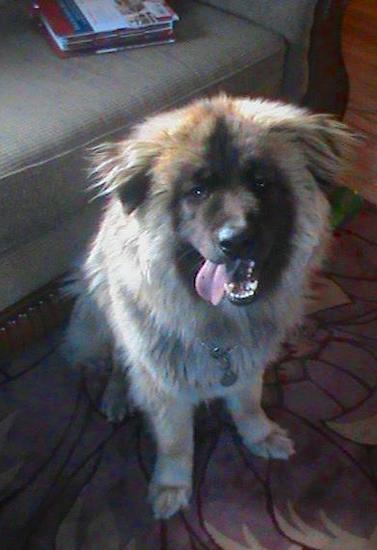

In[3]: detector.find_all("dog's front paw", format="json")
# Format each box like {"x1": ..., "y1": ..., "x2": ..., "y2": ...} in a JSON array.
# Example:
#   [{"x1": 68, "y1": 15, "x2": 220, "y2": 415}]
[
  {"x1": 245, "y1": 424, "x2": 295, "y2": 460},
  {"x1": 100, "y1": 395, "x2": 131, "y2": 423},
  {"x1": 149, "y1": 483, "x2": 191, "y2": 519},
  {"x1": 100, "y1": 381, "x2": 134, "y2": 422}
]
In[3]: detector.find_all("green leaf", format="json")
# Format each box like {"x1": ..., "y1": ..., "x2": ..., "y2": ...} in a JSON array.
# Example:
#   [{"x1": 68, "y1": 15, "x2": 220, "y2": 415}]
[{"x1": 330, "y1": 186, "x2": 363, "y2": 229}]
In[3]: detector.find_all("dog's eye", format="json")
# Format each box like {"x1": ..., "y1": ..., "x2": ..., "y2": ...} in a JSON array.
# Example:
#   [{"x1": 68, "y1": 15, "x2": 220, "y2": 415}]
[
  {"x1": 251, "y1": 174, "x2": 266, "y2": 190},
  {"x1": 189, "y1": 185, "x2": 208, "y2": 199},
  {"x1": 243, "y1": 162, "x2": 268, "y2": 191}
]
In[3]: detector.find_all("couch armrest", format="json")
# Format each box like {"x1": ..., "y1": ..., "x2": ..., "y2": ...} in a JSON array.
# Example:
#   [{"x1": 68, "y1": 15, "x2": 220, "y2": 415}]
[
  {"x1": 195, "y1": 0, "x2": 317, "y2": 45},
  {"x1": 196, "y1": 0, "x2": 318, "y2": 101}
]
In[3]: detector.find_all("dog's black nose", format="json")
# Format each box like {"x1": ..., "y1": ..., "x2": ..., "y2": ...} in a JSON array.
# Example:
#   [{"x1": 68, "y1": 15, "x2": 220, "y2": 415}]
[{"x1": 218, "y1": 225, "x2": 252, "y2": 258}]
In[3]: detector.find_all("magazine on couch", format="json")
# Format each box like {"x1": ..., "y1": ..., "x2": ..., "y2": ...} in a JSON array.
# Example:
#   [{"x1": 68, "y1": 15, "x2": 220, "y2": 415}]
[{"x1": 31, "y1": 0, "x2": 179, "y2": 56}]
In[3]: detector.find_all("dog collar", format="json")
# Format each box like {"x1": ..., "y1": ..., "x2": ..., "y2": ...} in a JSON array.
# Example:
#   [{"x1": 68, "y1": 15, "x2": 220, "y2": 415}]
[{"x1": 200, "y1": 342, "x2": 238, "y2": 387}]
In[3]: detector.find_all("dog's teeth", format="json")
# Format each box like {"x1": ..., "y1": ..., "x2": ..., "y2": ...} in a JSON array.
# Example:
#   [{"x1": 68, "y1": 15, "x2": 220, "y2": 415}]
[
  {"x1": 227, "y1": 276, "x2": 258, "y2": 302},
  {"x1": 230, "y1": 289, "x2": 255, "y2": 300},
  {"x1": 245, "y1": 280, "x2": 258, "y2": 291},
  {"x1": 246, "y1": 261, "x2": 255, "y2": 275}
]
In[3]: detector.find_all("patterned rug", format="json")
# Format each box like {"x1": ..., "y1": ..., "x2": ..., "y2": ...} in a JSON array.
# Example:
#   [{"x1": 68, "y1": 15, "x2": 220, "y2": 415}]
[{"x1": 1, "y1": 206, "x2": 377, "y2": 550}]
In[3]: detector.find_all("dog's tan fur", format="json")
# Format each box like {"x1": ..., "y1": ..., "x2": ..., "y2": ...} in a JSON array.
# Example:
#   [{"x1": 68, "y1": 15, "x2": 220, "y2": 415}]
[{"x1": 65, "y1": 96, "x2": 355, "y2": 519}]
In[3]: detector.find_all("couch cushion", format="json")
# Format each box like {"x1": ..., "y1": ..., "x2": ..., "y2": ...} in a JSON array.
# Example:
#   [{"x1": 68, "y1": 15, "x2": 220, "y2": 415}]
[
  {"x1": 197, "y1": 0, "x2": 317, "y2": 100},
  {"x1": 0, "y1": 0, "x2": 285, "y2": 309},
  {"x1": 197, "y1": 0, "x2": 317, "y2": 44}
]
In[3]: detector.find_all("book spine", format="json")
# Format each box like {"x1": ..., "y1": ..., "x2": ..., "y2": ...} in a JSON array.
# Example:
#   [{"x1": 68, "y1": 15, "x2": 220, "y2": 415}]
[
  {"x1": 58, "y1": 0, "x2": 92, "y2": 32},
  {"x1": 68, "y1": 28, "x2": 175, "y2": 52},
  {"x1": 37, "y1": 0, "x2": 74, "y2": 36},
  {"x1": 66, "y1": 21, "x2": 173, "y2": 45}
]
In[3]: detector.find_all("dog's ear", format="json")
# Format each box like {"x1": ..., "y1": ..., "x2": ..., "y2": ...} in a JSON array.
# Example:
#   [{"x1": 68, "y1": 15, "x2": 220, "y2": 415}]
[
  {"x1": 270, "y1": 113, "x2": 358, "y2": 190},
  {"x1": 90, "y1": 139, "x2": 160, "y2": 213}
]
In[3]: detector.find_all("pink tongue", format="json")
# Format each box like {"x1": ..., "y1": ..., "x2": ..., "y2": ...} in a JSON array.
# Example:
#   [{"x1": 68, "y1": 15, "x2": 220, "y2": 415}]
[{"x1": 195, "y1": 260, "x2": 228, "y2": 306}]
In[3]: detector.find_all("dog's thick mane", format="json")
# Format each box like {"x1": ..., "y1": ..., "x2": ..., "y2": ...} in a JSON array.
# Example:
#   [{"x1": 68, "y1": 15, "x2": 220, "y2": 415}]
[
  {"x1": 66, "y1": 96, "x2": 355, "y2": 392},
  {"x1": 75, "y1": 172, "x2": 328, "y2": 390}
]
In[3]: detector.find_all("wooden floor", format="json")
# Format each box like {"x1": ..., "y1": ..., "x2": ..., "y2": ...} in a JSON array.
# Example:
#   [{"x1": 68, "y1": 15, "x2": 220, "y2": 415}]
[{"x1": 342, "y1": 0, "x2": 377, "y2": 203}]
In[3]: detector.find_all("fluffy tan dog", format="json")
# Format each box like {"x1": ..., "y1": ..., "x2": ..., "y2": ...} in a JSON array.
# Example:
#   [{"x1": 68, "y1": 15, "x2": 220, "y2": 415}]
[{"x1": 65, "y1": 95, "x2": 354, "y2": 519}]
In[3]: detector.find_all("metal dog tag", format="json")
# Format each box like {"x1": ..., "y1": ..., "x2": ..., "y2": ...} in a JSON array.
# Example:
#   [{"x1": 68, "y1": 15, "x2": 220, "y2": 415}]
[
  {"x1": 209, "y1": 346, "x2": 238, "y2": 387},
  {"x1": 220, "y1": 368, "x2": 238, "y2": 387}
]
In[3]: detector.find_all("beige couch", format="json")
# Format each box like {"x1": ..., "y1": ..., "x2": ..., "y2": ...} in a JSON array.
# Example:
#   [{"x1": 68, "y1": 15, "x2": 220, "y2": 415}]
[{"x1": 0, "y1": 0, "x2": 319, "y2": 311}]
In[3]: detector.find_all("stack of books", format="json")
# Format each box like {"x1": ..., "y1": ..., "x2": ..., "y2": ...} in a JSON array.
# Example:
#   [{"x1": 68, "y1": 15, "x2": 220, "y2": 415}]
[{"x1": 31, "y1": 0, "x2": 179, "y2": 56}]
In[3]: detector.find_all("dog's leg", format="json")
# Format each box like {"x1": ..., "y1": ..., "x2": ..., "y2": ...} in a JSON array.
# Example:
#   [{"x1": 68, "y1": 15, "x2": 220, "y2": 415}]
[
  {"x1": 147, "y1": 397, "x2": 193, "y2": 519},
  {"x1": 225, "y1": 373, "x2": 295, "y2": 460},
  {"x1": 63, "y1": 296, "x2": 110, "y2": 365},
  {"x1": 100, "y1": 350, "x2": 133, "y2": 422}
]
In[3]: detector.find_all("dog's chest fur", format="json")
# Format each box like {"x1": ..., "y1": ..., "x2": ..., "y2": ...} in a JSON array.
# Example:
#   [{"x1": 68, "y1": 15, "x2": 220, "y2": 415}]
[
  {"x1": 82, "y1": 198, "x2": 312, "y2": 402},
  {"x1": 117, "y1": 291, "x2": 283, "y2": 397}
]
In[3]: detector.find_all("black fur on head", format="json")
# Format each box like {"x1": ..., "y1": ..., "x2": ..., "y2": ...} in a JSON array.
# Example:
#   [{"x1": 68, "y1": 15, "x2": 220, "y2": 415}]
[
  {"x1": 171, "y1": 116, "x2": 296, "y2": 298},
  {"x1": 90, "y1": 139, "x2": 159, "y2": 213}
]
